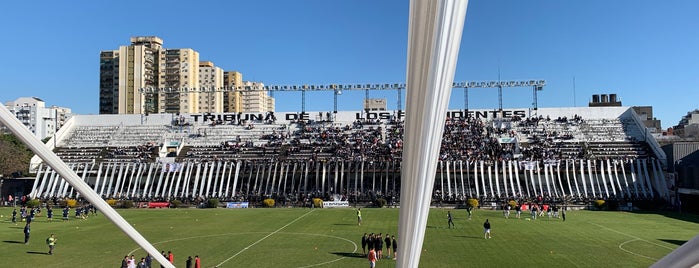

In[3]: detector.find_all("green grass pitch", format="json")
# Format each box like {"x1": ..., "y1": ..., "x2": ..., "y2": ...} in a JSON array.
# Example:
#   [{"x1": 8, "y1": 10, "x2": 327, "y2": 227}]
[{"x1": 1, "y1": 207, "x2": 697, "y2": 267}]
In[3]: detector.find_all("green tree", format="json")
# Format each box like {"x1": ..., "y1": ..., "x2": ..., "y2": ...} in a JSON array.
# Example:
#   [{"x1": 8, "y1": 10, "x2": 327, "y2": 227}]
[{"x1": 0, "y1": 134, "x2": 33, "y2": 177}]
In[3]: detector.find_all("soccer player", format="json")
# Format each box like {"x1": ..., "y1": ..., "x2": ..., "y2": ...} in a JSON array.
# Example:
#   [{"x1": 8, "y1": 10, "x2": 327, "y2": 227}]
[
  {"x1": 186, "y1": 256, "x2": 193, "y2": 268},
  {"x1": 62, "y1": 207, "x2": 70, "y2": 221},
  {"x1": 384, "y1": 234, "x2": 392, "y2": 259},
  {"x1": 367, "y1": 247, "x2": 377, "y2": 268},
  {"x1": 447, "y1": 211, "x2": 455, "y2": 228},
  {"x1": 47, "y1": 207, "x2": 53, "y2": 222},
  {"x1": 483, "y1": 219, "x2": 492, "y2": 239},
  {"x1": 391, "y1": 236, "x2": 397, "y2": 260},
  {"x1": 46, "y1": 234, "x2": 56, "y2": 255},
  {"x1": 12, "y1": 208, "x2": 17, "y2": 223},
  {"x1": 24, "y1": 223, "x2": 31, "y2": 244},
  {"x1": 356, "y1": 208, "x2": 362, "y2": 226},
  {"x1": 361, "y1": 233, "x2": 368, "y2": 255}
]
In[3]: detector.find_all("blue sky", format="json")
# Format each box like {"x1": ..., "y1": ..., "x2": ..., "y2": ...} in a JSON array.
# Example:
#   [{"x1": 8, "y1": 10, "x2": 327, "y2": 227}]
[{"x1": 1, "y1": 0, "x2": 697, "y2": 129}]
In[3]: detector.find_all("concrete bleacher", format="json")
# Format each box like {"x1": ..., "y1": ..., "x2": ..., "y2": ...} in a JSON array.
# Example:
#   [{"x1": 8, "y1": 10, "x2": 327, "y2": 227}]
[{"x1": 36, "y1": 107, "x2": 666, "y2": 170}]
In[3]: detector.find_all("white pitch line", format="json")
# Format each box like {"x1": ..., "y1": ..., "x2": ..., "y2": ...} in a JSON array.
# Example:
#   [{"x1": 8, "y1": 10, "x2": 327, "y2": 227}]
[
  {"x1": 287, "y1": 232, "x2": 358, "y2": 268},
  {"x1": 215, "y1": 210, "x2": 315, "y2": 267},
  {"x1": 589, "y1": 221, "x2": 676, "y2": 261},
  {"x1": 127, "y1": 232, "x2": 263, "y2": 255},
  {"x1": 618, "y1": 238, "x2": 657, "y2": 260},
  {"x1": 588, "y1": 222, "x2": 675, "y2": 251}
]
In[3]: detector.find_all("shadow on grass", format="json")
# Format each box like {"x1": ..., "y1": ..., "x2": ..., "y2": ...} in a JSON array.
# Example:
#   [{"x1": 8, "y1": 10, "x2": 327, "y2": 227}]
[
  {"x1": 453, "y1": 235, "x2": 483, "y2": 239},
  {"x1": 331, "y1": 252, "x2": 365, "y2": 258},
  {"x1": 659, "y1": 239, "x2": 686, "y2": 246},
  {"x1": 332, "y1": 223, "x2": 357, "y2": 226},
  {"x1": 26, "y1": 251, "x2": 49, "y2": 255},
  {"x1": 3, "y1": 240, "x2": 24, "y2": 244}
]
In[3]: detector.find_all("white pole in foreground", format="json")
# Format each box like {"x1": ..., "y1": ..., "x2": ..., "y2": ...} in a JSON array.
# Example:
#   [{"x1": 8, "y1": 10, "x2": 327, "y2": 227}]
[
  {"x1": 652, "y1": 233, "x2": 699, "y2": 268},
  {"x1": 0, "y1": 104, "x2": 175, "y2": 268},
  {"x1": 397, "y1": 0, "x2": 468, "y2": 267}
]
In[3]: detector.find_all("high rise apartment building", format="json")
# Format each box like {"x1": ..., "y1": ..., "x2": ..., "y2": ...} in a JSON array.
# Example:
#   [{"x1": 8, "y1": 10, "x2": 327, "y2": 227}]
[
  {"x1": 239, "y1": 81, "x2": 276, "y2": 113},
  {"x1": 198, "y1": 61, "x2": 224, "y2": 113},
  {"x1": 4, "y1": 97, "x2": 71, "y2": 140},
  {"x1": 223, "y1": 71, "x2": 243, "y2": 113},
  {"x1": 100, "y1": 36, "x2": 275, "y2": 115}
]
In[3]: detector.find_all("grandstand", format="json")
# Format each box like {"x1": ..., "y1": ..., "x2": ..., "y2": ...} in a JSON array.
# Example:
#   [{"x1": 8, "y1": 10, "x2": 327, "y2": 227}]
[{"x1": 29, "y1": 106, "x2": 670, "y2": 205}]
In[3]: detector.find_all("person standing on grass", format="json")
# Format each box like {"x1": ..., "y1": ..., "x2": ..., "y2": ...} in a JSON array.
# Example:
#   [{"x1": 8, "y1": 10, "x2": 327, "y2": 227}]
[
  {"x1": 138, "y1": 258, "x2": 147, "y2": 268},
  {"x1": 447, "y1": 211, "x2": 455, "y2": 228},
  {"x1": 562, "y1": 207, "x2": 566, "y2": 222},
  {"x1": 23, "y1": 223, "x2": 31, "y2": 244},
  {"x1": 160, "y1": 251, "x2": 166, "y2": 268},
  {"x1": 145, "y1": 254, "x2": 153, "y2": 268},
  {"x1": 531, "y1": 204, "x2": 537, "y2": 220},
  {"x1": 356, "y1": 208, "x2": 362, "y2": 226},
  {"x1": 368, "y1": 247, "x2": 377, "y2": 268},
  {"x1": 12, "y1": 208, "x2": 17, "y2": 223},
  {"x1": 47, "y1": 206, "x2": 53, "y2": 222},
  {"x1": 128, "y1": 255, "x2": 137, "y2": 268},
  {"x1": 384, "y1": 234, "x2": 392, "y2": 259},
  {"x1": 361, "y1": 233, "x2": 368, "y2": 256},
  {"x1": 466, "y1": 206, "x2": 472, "y2": 220},
  {"x1": 483, "y1": 219, "x2": 492, "y2": 239},
  {"x1": 391, "y1": 235, "x2": 397, "y2": 260},
  {"x1": 121, "y1": 255, "x2": 129, "y2": 268},
  {"x1": 377, "y1": 233, "x2": 382, "y2": 252},
  {"x1": 62, "y1": 207, "x2": 69, "y2": 221},
  {"x1": 186, "y1": 256, "x2": 193, "y2": 268},
  {"x1": 167, "y1": 251, "x2": 174, "y2": 263},
  {"x1": 194, "y1": 255, "x2": 201, "y2": 268},
  {"x1": 46, "y1": 234, "x2": 56, "y2": 255}
]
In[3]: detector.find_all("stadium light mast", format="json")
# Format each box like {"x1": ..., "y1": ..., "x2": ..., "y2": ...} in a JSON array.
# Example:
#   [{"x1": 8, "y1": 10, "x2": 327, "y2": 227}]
[{"x1": 139, "y1": 80, "x2": 545, "y2": 113}]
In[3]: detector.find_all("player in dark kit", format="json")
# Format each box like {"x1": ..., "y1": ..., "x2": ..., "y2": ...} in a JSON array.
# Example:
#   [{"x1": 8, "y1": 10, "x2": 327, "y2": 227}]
[
  {"x1": 62, "y1": 207, "x2": 69, "y2": 221},
  {"x1": 361, "y1": 233, "x2": 368, "y2": 255},
  {"x1": 24, "y1": 223, "x2": 31, "y2": 244},
  {"x1": 384, "y1": 234, "x2": 392, "y2": 259},
  {"x1": 47, "y1": 207, "x2": 53, "y2": 222}
]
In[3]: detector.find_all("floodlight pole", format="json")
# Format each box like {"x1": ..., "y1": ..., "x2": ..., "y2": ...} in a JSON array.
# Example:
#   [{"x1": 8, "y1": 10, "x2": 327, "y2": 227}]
[
  {"x1": 464, "y1": 87, "x2": 469, "y2": 111},
  {"x1": 301, "y1": 89, "x2": 306, "y2": 113},
  {"x1": 397, "y1": 87, "x2": 402, "y2": 111},
  {"x1": 533, "y1": 85, "x2": 539, "y2": 110},
  {"x1": 498, "y1": 84, "x2": 503, "y2": 111},
  {"x1": 333, "y1": 89, "x2": 339, "y2": 113},
  {"x1": 0, "y1": 104, "x2": 175, "y2": 268}
]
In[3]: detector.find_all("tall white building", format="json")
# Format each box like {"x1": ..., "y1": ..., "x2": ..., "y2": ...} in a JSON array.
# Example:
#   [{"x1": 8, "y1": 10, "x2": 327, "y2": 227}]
[
  {"x1": 240, "y1": 81, "x2": 275, "y2": 113},
  {"x1": 4, "y1": 97, "x2": 71, "y2": 140}
]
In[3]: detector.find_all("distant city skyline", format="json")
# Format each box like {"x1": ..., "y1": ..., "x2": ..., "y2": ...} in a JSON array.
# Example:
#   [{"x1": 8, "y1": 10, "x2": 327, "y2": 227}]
[{"x1": 1, "y1": 0, "x2": 698, "y2": 129}]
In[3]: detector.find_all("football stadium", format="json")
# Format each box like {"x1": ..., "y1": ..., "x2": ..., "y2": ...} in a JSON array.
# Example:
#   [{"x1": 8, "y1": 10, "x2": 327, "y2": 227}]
[
  {"x1": 3, "y1": 104, "x2": 695, "y2": 268},
  {"x1": 4, "y1": 2, "x2": 699, "y2": 267}
]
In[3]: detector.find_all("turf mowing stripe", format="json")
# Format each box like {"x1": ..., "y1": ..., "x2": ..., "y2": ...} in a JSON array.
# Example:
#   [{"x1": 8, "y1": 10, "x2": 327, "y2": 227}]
[{"x1": 215, "y1": 210, "x2": 315, "y2": 267}]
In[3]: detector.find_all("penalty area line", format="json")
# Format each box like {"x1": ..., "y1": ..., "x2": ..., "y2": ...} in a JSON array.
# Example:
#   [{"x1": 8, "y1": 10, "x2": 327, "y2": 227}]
[{"x1": 215, "y1": 209, "x2": 315, "y2": 267}]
